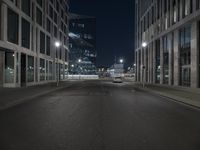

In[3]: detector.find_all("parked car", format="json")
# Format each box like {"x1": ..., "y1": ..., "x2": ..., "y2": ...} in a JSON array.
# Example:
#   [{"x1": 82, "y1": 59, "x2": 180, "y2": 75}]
[{"x1": 113, "y1": 76, "x2": 123, "y2": 83}]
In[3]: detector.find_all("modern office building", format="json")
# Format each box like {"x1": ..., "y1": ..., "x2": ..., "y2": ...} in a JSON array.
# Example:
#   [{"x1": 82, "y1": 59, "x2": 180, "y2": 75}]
[
  {"x1": 0, "y1": 0, "x2": 69, "y2": 87},
  {"x1": 69, "y1": 14, "x2": 97, "y2": 75},
  {"x1": 135, "y1": 0, "x2": 200, "y2": 88}
]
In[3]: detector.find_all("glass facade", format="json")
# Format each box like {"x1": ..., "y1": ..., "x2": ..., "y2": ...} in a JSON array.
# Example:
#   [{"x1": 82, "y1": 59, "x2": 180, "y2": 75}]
[
  {"x1": 40, "y1": 59, "x2": 45, "y2": 81},
  {"x1": 27, "y1": 56, "x2": 34, "y2": 82},
  {"x1": 49, "y1": 61, "x2": 53, "y2": 80},
  {"x1": 21, "y1": 18, "x2": 30, "y2": 49},
  {"x1": 180, "y1": 26, "x2": 191, "y2": 87},
  {"x1": 163, "y1": 36, "x2": 169, "y2": 84},
  {"x1": 7, "y1": 8, "x2": 19, "y2": 44},
  {"x1": 155, "y1": 40, "x2": 160, "y2": 83},
  {"x1": 5, "y1": 52, "x2": 14, "y2": 83}
]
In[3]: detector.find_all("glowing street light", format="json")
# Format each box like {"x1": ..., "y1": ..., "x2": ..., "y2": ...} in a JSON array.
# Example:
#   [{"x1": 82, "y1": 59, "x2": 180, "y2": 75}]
[
  {"x1": 78, "y1": 59, "x2": 82, "y2": 63},
  {"x1": 142, "y1": 42, "x2": 147, "y2": 48},
  {"x1": 55, "y1": 41, "x2": 61, "y2": 48},
  {"x1": 119, "y1": 59, "x2": 124, "y2": 64}
]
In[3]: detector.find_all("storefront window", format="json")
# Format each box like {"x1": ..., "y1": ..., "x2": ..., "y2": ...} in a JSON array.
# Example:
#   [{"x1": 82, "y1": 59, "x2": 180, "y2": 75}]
[
  {"x1": 5, "y1": 52, "x2": 14, "y2": 83},
  {"x1": 155, "y1": 40, "x2": 160, "y2": 83},
  {"x1": 40, "y1": 59, "x2": 45, "y2": 81},
  {"x1": 49, "y1": 61, "x2": 53, "y2": 80},
  {"x1": 163, "y1": 36, "x2": 169, "y2": 84},
  {"x1": 27, "y1": 56, "x2": 34, "y2": 82},
  {"x1": 180, "y1": 26, "x2": 191, "y2": 86}
]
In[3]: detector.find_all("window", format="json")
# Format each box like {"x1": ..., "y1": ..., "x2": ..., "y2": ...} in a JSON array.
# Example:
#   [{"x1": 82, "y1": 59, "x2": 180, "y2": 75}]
[
  {"x1": 49, "y1": 61, "x2": 53, "y2": 80},
  {"x1": 54, "y1": 11, "x2": 57, "y2": 24},
  {"x1": 49, "y1": 6, "x2": 53, "y2": 19},
  {"x1": 54, "y1": 26, "x2": 57, "y2": 38},
  {"x1": 37, "y1": 0, "x2": 42, "y2": 7},
  {"x1": 40, "y1": 31, "x2": 45, "y2": 54},
  {"x1": 163, "y1": 36, "x2": 169, "y2": 84},
  {"x1": 21, "y1": 18, "x2": 30, "y2": 49},
  {"x1": 21, "y1": 0, "x2": 30, "y2": 16},
  {"x1": 5, "y1": 52, "x2": 14, "y2": 83},
  {"x1": 179, "y1": 26, "x2": 191, "y2": 86},
  {"x1": 46, "y1": 18, "x2": 51, "y2": 33},
  {"x1": 155, "y1": 39, "x2": 160, "y2": 83},
  {"x1": 27, "y1": 56, "x2": 34, "y2": 82},
  {"x1": 46, "y1": 36, "x2": 50, "y2": 56},
  {"x1": 40, "y1": 59, "x2": 45, "y2": 81},
  {"x1": 7, "y1": 8, "x2": 19, "y2": 44},
  {"x1": 36, "y1": 7, "x2": 42, "y2": 26}
]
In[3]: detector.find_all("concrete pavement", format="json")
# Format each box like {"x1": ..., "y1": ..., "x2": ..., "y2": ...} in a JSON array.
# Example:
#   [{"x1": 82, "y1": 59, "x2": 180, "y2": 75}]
[
  {"x1": 133, "y1": 82, "x2": 200, "y2": 108},
  {"x1": 0, "y1": 80, "x2": 200, "y2": 150},
  {"x1": 0, "y1": 81, "x2": 78, "y2": 111}
]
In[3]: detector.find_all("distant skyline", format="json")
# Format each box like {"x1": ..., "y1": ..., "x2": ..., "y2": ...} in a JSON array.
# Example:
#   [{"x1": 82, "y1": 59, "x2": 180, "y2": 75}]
[{"x1": 69, "y1": 0, "x2": 135, "y2": 67}]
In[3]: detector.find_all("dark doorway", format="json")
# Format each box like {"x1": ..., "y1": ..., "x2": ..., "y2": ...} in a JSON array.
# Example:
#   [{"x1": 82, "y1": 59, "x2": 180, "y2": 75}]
[{"x1": 21, "y1": 53, "x2": 26, "y2": 86}]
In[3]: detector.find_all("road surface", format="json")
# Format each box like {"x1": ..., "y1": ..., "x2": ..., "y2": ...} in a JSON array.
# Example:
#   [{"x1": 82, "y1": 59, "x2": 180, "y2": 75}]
[{"x1": 0, "y1": 80, "x2": 200, "y2": 150}]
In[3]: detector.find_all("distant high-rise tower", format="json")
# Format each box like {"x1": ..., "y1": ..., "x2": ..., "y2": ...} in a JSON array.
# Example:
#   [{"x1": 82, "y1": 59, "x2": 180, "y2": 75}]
[{"x1": 69, "y1": 13, "x2": 97, "y2": 75}]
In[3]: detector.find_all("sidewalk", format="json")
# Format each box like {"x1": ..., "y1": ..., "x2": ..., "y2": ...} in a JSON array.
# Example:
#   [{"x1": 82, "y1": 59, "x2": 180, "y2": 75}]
[
  {"x1": 133, "y1": 83, "x2": 200, "y2": 108},
  {"x1": 0, "y1": 81, "x2": 77, "y2": 111}
]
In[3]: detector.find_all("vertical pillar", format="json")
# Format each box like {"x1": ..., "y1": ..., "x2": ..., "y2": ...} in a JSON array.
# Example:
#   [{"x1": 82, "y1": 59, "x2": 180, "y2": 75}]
[
  {"x1": 144, "y1": 47, "x2": 147, "y2": 82},
  {"x1": 174, "y1": 29, "x2": 180, "y2": 86},
  {"x1": 149, "y1": 44, "x2": 153, "y2": 83},
  {"x1": 148, "y1": 45, "x2": 151, "y2": 83},
  {"x1": 1, "y1": 3, "x2": 7, "y2": 41},
  {"x1": 160, "y1": 37, "x2": 164, "y2": 84},
  {"x1": 168, "y1": 33, "x2": 173, "y2": 85},
  {"x1": 191, "y1": 21, "x2": 199, "y2": 88},
  {"x1": 152, "y1": 41, "x2": 156, "y2": 84},
  {"x1": 136, "y1": 50, "x2": 139, "y2": 81}
]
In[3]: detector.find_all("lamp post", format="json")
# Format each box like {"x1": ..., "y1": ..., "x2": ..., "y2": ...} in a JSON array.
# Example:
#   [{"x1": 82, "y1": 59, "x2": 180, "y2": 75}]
[
  {"x1": 55, "y1": 41, "x2": 61, "y2": 86},
  {"x1": 78, "y1": 59, "x2": 82, "y2": 80},
  {"x1": 142, "y1": 42, "x2": 147, "y2": 88}
]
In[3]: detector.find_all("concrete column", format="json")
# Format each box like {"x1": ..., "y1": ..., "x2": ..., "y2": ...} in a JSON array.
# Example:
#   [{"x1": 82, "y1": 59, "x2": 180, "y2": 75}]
[
  {"x1": 160, "y1": 37, "x2": 164, "y2": 84},
  {"x1": 193, "y1": 0, "x2": 197, "y2": 12},
  {"x1": 144, "y1": 48, "x2": 147, "y2": 82},
  {"x1": 179, "y1": 0, "x2": 183, "y2": 20},
  {"x1": 191, "y1": 21, "x2": 199, "y2": 88},
  {"x1": 152, "y1": 41, "x2": 156, "y2": 84},
  {"x1": 174, "y1": 29, "x2": 180, "y2": 86},
  {"x1": 1, "y1": 3, "x2": 7, "y2": 41},
  {"x1": 136, "y1": 50, "x2": 139, "y2": 81},
  {"x1": 149, "y1": 44, "x2": 153, "y2": 83},
  {"x1": 140, "y1": 49, "x2": 143, "y2": 82},
  {"x1": 148, "y1": 46, "x2": 151, "y2": 83},
  {"x1": 168, "y1": 33, "x2": 173, "y2": 85}
]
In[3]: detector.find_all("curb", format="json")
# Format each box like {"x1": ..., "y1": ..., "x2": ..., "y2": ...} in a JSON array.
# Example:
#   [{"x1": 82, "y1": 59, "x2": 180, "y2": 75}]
[
  {"x1": 134, "y1": 86, "x2": 200, "y2": 110},
  {"x1": 0, "y1": 84, "x2": 74, "y2": 111}
]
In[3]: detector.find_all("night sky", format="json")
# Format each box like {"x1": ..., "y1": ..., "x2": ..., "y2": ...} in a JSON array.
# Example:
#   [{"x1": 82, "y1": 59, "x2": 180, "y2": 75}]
[{"x1": 69, "y1": 0, "x2": 135, "y2": 68}]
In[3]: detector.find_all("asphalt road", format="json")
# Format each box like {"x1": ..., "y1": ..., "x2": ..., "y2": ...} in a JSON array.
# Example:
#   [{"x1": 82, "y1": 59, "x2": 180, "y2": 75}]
[{"x1": 0, "y1": 80, "x2": 200, "y2": 150}]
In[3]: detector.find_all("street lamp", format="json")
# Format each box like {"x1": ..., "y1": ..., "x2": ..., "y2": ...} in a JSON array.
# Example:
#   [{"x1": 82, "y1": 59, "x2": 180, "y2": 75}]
[
  {"x1": 78, "y1": 59, "x2": 82, "y2": 63},
  {"x1": 142, "y1": 42, "x2": 147, "y2": 48},
  {"x1": 119, "y1": 59, "x2": 124, "y2": 64},
  {"x1": 55, "y1": 41, "x2": 61, "y2": 87},
  {"x1": 141, "y1": 42, "x2": 147, "y2": 88}
]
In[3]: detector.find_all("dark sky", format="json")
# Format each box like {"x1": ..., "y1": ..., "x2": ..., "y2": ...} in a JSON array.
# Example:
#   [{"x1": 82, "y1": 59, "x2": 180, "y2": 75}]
[{"x1": 69, "y1": 0, "x2": 135, "y2": 67}]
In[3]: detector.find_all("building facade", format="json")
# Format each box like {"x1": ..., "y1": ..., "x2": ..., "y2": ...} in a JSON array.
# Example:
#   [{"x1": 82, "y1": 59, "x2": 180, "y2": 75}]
[
  {"x1": 135, "y1": 0, "x2": 200, "y2": 88},
  {"x1": 69, "y1": 14, "x2": 97, "y2": 75},
  {"x1": 0, "y1": 0, "x2": 69, "y2": 87}
]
